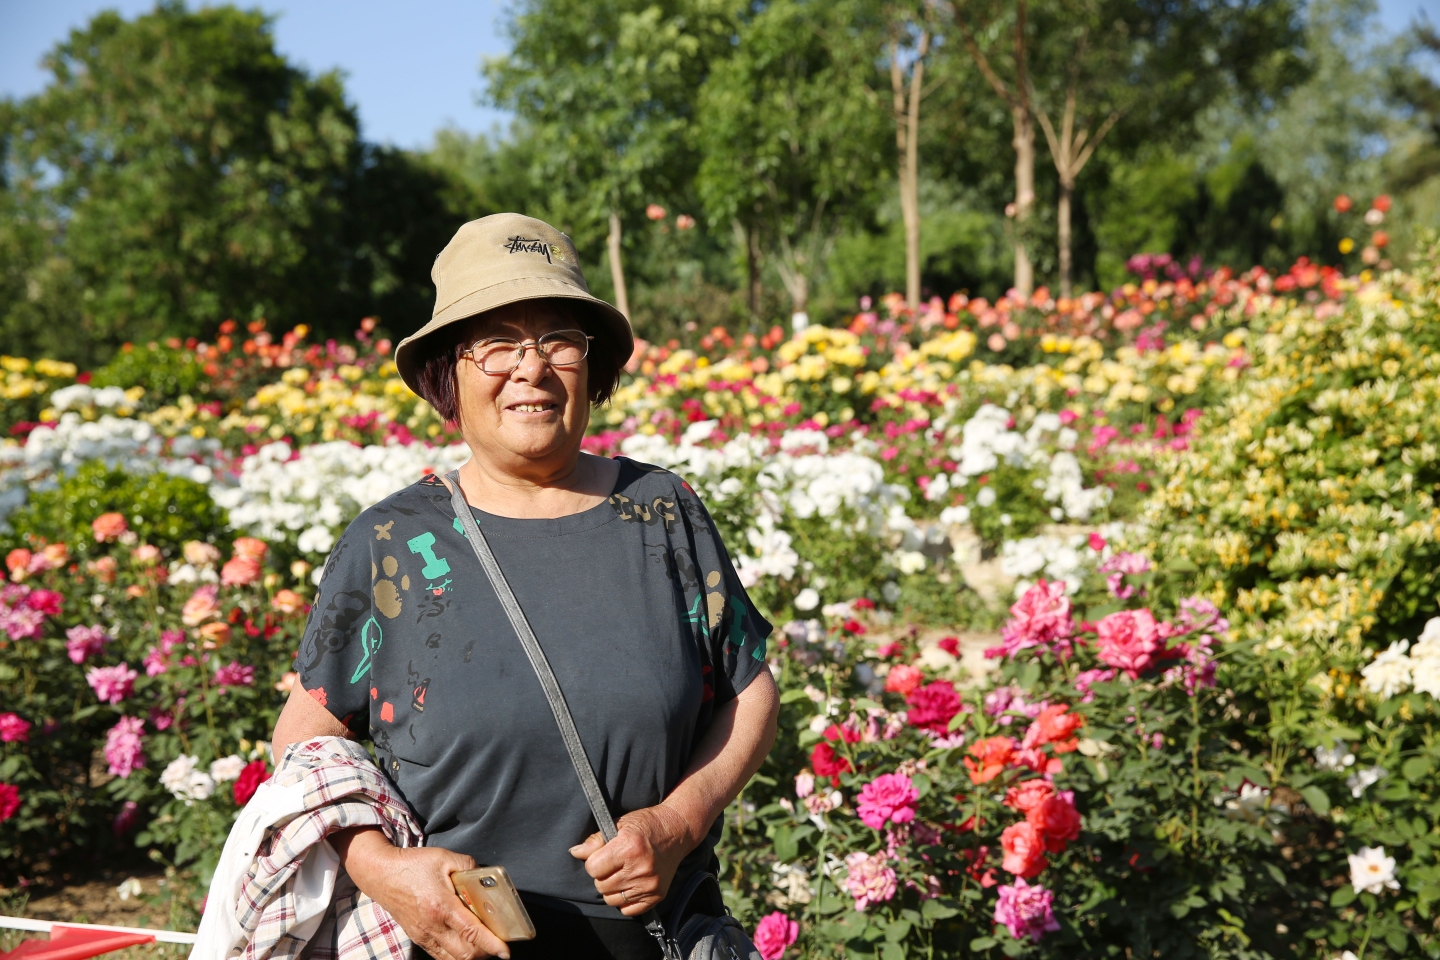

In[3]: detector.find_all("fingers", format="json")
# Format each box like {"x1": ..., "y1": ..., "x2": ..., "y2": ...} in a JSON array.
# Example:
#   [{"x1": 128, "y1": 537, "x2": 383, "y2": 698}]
[
  {"x1": 568, "y1": 831, "x2": 605, "y2": 861},
  {"x1": 433, "y1": 901, "x2": 510, "y2": 960}
]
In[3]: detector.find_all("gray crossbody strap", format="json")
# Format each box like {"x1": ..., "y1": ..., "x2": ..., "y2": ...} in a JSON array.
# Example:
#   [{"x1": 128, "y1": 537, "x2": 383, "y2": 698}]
[{"x1": 444, "y1": 472, "x2": 679, "y2": 958}]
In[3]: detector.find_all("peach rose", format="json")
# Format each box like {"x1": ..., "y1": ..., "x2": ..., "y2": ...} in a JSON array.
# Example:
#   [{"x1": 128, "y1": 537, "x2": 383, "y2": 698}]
[
  {"x1": 6, "y1": 549, "x2": 31, "y2": 581},
  {"x1": 183, "y1": 541, "x2": 222, "y2": 567},
  {"x1": 232, "y1": 537, "x2": 268, "y2": 562},
  {"x1": 92, "y1": 513, "x2": 129, "y2": 542},
  {"x1": 132, "y1": 544, "x2": 162, "y2": 566},
  {"x1": 221, "y1": 556, "x2": 262, "y2": 587},
  {"x1": 182, "y1": 585, "x2": 221, "y2": 626},
  {"x1": 271, "y1": 589, "x2": 306, "y2": 615},
  {"x1": 42, "y1": 543, "x2": 70, "y2": 567},
  {"x1": 88, "y1": 556, "x2": 119, "y2": 584}
]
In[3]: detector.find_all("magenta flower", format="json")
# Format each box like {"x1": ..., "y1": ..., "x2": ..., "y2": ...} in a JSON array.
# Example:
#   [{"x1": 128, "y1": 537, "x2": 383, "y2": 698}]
[
  {"x1": 993, "y1": 878, "x2": 1060, "y2": 943},
  {"x1": 1095, "y1": 609, "x2": 1170, "y2": 678},
  {"x1": 0, "y1": 712, "x2": 30, "y2": 743},
  {"x1": 1072, "y1": 668, "x2": 1116, "y2": 703},
  {"x1": 0, "y1": 782, "x2": 19, "y2": 822},
  {"x1": 856, "y1": 773, "x2": 920, "y2": 830},
  {"x1": 986, "y1": 580, "x2": 1074, "y2": 659},
  {"x1": 842, "y1": 852, "x2": 897, "y2": 910},
  {"x1": 215, "y1": 662, "x2": 255, "y2": 688},
  {"x1": 113, "y1": 800, "x2": 141, "y2": 837},
  {"x1": 66, "y1": 624, "x2": 112, "y2": 664},
  {"x1": 143, "y1": 629, "x2": 186, "y2": 677},
  {"x1": 0, "y1": 604, "x2": 46, "y2": 641},
  {"x1": 25, "y1": 589, "x2": 63, "y2": 616},
  {"x1": 1099, "y1": 552, "x2": 1151, "y2": 599},
  {"x1": 87, "y1": 664, "x2": 137, "y2": 704},
  {"x1": 104, "y1": 716, "x2": 146, "y2": 778},
  {"x1": 753, "y1": 912, "x2": 799, "y2": 960}
]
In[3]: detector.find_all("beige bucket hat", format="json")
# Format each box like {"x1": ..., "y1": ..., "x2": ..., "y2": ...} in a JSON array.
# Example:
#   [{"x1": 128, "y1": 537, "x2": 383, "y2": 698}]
[{"x1": 394, "y1": 213, "x2": 633, "y2": 396}]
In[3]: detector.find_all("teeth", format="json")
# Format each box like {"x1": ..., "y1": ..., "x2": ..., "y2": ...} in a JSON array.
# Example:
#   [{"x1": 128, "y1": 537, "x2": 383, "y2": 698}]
[{"x1": 512, "y1": 404, "x2": 551, "y2": 413}]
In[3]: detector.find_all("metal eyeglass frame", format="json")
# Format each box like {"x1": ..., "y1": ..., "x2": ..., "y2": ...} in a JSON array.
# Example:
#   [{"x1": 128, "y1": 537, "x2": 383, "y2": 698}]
[{"x1": 463, "y1": 330, "x2": 594, "y2": 375}]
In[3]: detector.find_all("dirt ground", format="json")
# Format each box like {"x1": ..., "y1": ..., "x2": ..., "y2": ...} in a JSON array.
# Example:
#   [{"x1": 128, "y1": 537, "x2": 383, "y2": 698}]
[{"x1": 0, "y1": 868, "x2": 196, "y2": 960}]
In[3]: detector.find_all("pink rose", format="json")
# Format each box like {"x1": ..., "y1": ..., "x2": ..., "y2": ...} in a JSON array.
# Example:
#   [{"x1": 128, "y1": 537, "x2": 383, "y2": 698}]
[
  {"x1": 232, "y1": 537, "x2": 269, "y2": 561},
  {"x1": 87, "y1": 664, "x2": 138, "y2": 705},
  {"x1": 905, "y1": 680, "x2": 963, "y2": 735},
  {"x1": 0, "y1": 712, "x2": 31, "y2": 743},
  {"x1": 25, "y1": 589, "x2": 63, "y2": 616},
  {"x1": 215, "y1": 662, "x2": 255, "y2": 688},
  {"x1": 856, "y1": 773, "x2": 920, "y2": 830},
  {"x1": 66, "y1": 624, "x2": 112, "y2": 664},
  {"x1": 986, "y1": 580, "x2": 1074, "y2": 659},
  {"x1": 1003, "y1": 779, "x2": 1054, "y2": 814},
  {"x1": 753, "y1": 912, "x2": 799, "y2": 960},
  {"x1": 0, "y1": 782, "x2": 19, "y2": 822},
  {"x1": 842, "y1": 852, "x2": 897, "y2": 910},
  {"x1": 1095, "y1": 608, "x2": 1171, "y2": 678},
  {"x1": 993, "y1": 878, "x2": 1060, "y2": 943},
  {"x1": 103, "y1": 716, "x2": 146, "y2": 778}
]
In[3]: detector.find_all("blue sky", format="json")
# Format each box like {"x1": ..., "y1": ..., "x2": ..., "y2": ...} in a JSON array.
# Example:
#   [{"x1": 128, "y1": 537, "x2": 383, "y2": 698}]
[{"x1": 1, "y1": 0, "x2": 1436, "y2": 149}]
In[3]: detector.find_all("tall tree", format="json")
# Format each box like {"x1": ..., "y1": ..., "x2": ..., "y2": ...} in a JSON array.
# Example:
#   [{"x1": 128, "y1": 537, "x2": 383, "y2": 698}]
[
  {"x1": 888, "y1": 3, "x2": 938, "y2": 309},
  {"x1": 484, "y1": 0, "x2": 740, "y2": 319},
  {"x1": 0, "y1": 2, "x2": 454, "y2": 363},
  {"x1": 695, "y1": 0, "x2": 889, "y2": 323},
  {"x1": 1026, "y1": 0, "x2": 1307, "y2": 296},
  {"x1": 951, "y1": 0, "x2": 1038, "y2": 297}
]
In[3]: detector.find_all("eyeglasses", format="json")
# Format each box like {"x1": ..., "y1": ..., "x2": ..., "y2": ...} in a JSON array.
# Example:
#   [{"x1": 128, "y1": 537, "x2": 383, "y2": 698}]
[{"x1": 463, "y1": 330, "x2": 593, "y2": 375}]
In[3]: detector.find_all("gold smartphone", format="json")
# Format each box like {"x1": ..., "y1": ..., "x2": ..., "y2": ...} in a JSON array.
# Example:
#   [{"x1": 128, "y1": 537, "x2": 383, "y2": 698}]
[{"x1": 451, "y1": 866, "x2": 537, "y2": 942}]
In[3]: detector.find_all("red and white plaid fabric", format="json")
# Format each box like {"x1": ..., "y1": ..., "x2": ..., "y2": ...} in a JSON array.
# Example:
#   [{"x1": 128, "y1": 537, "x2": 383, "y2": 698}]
[{"x1": 194, "y1": 736, "x2": 423, "y2": 960}]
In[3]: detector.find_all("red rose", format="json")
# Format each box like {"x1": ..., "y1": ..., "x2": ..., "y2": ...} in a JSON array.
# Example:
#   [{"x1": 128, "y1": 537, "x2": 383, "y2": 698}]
[
  {"x1": 1000, "y1": 821, "x2": 1047, "y2": 878},
  {"x1": 1003, "y1": 779, "x2": 1055, "y2": 814},
  {"x1": 0, "y1": 782, "x2": 20, "y2": 822},
  {"x1": 233, "y1": 759, "x2": 269, "y2": 806},
  {"x1": 823, "y1": 723, "x2": 862, "y2": 744},
  {"x1": 1024, "y1": 704, "x2": 1085, "y2": 748},
  {"x1": 810, "y1": 742, "x2": 851, "y2": 782},
  {"x1": 906, "y1": 680, "x2": 962, "y2": 735},
  {"x1": 1027, "y1": 790, "x2": 1082, "y2": 854}
]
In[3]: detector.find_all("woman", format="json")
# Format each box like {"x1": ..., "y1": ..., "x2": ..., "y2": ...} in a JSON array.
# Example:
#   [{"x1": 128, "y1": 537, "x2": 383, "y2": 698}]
[{"x1": 272, "y1": 213, "x2": 780, "y2": 960}]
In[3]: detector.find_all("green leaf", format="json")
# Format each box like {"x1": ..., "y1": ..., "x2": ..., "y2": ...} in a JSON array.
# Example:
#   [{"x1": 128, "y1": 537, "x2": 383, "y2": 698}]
[
  {"x1": 1300, "y1": 785, "x2": 1332, "y2": 814},
  {"x1": 880, "y1": 943, "x2": 905, "y2": 960},
  {"x1": 884, "y1": 919, "x2": 912, "y2": 942},
  {"x1": 780, "y1": 688, "x2": 813, "y2": 704},
  {"x1": 853, "y1": 698, "x2": 884, "y2": 712},
  {"x1": 968, "y1": 937, "x2": 997, "y2": 951},
  {"x1": 921, "y1": 899, "x2": 960, "y2": 920},
  {"x1": 1330, "y1": 885, "x2": 1358, "y2": 908},
  {"x1": 1403, "y1": 755, "x2": 1432, "y2": 782},
  {"x1": 912, "y1": 773, "x2": 932, "y2": 799},
  {"x1": 1019, "y1": 662, "x2": 1041, "y2": 689}
]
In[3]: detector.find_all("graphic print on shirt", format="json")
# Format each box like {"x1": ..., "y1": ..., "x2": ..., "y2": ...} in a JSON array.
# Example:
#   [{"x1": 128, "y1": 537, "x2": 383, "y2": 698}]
[
  {"x1": 372, "y1": 554, "x2": 411, "y2": 619},
  {"x1": 407, "y1": 531, "x2": 453, "y2": 594},
  {"x1": 608, "y1": 493, "x2": 680, "y2": 530}
]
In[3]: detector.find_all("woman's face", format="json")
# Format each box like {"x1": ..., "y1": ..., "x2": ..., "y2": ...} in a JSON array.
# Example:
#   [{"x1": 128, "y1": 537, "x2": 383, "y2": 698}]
[{"x1": 454, "y1": 301, "x2": 591, "y2": 472}]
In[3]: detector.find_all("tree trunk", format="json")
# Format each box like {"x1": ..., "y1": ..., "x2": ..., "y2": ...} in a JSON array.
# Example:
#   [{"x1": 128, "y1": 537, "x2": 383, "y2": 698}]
[
  {"x1": 892, "y1": 34, "x2": 929, "y2": 310},
  {"x1": 607, "y1": 211, "x2": 629, "y2": 318},
  {"x1": 1012, "y1": 104, "x2": 1035, "y2": 298},
  {"x1": 748, "y1": 222, "x2": 762, "y2": 320},
  {"x1": 1057, "y1": 179, "x2": 1073, "y2": 299}
]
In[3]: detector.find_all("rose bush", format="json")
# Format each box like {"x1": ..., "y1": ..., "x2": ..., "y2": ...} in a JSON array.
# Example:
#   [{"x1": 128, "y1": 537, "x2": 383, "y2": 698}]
[{"x1": 0, "y1": 247, "x2": 1429, "y2": 957}]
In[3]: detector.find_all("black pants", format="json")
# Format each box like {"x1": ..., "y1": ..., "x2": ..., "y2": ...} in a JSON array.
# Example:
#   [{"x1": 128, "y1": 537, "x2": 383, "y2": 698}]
[{"x1": 414, "y1": 902, "x2": 663, "y2": 960}]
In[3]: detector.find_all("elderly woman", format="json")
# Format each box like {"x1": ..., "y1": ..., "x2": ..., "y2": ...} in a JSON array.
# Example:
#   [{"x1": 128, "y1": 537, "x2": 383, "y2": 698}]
[{"x1": 272, "y1": 214, "x2": 779, "y2": 960}]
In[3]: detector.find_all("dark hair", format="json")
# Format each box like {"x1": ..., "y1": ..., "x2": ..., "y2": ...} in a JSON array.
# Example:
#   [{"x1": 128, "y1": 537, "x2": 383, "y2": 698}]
[{"x1": 412, "y1": 300, "x2": 624, "y2": 423}]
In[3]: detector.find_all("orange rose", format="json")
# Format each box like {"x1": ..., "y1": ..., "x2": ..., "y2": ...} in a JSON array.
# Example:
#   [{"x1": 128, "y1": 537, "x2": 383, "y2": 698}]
[
  {"x1": 42, "y1": 543, "x2": 69, "y2": 567},
  {"x1": 92, "y1": 512, "x2": 129, "y2": 542},
  {"x1": 6, "y1": 549, "x2": 31, "y2": 581},
  {"x1": 883, "y1": 664, "x2": 924, "y2": 696},
  {"x1": 999, "y1": 821, "x2": 1048, "y2": 878},
  {"x1": 1027, "y1": 704, "x2": 1085, "y2": 746},
  {"x1": 271, "y1": 589, "x2": 306, "y2": 615},
  {"x1": 963, "y1": 735, "x2": 1016, "y2": 785},
  {"x1": 221, "y1": 556, "x2": 262, "y2": 587},
  {"x1": 1027, "y1": 791, "x2": 1082, "y2": 853},
  {"x1": 232, "y1": 537, "x2": 269, "y2": 562},
  {"x1": 88, "y1": 556, "x2": 119, "y2": 584},
  {"x1": 124, "y1": 584, "x2": 146, "y2": 599},
  {"x1": 197, "y1": 621, "x2": 232, "y2": 648},
  {"x1": 1003, "y1": 779, "x2": 1055, "y2": 814}
]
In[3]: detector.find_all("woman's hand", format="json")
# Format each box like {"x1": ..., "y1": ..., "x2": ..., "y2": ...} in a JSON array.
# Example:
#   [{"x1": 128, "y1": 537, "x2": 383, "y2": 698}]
[
  {"x1": 335, "y1": 827, "x2": 511, "y2": 960},
  {"x1": 569, "y1": 804, "x2": 696, "y2": 916}
]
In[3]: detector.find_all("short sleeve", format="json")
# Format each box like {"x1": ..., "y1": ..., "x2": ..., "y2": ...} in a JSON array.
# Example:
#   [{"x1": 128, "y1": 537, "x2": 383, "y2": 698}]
[
  {"x1": 681, "y1": 484, "x2": 772, "y2": 705},
  {"x1": 294, "y1": 522, "x2": 376, "y2": 737}
]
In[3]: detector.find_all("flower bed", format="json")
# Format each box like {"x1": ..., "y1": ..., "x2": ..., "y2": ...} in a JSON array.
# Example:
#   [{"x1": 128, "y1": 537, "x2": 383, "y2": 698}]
[{"x1": 0, "y1": 251, "x2": 1431, "y2": 958}]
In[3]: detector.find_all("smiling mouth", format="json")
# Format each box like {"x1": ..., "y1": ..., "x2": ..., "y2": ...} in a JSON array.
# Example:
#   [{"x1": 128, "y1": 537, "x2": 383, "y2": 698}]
[{"x1": 508, "y1": 402, "x2": 557, "y2": 413}]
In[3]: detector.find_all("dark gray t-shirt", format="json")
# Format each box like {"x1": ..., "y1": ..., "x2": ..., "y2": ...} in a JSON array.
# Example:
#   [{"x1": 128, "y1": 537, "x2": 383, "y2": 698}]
[{"x1": 294, "y1": 458, "x2": 771, "y2": 917}]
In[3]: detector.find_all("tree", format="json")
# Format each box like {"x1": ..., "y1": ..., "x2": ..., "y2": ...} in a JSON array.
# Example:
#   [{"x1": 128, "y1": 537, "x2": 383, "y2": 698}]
[
  {"x1": 1026, "y1": 0, "x2": 1307, "y2": 296},
  {"x1": 888, "y1": 3, "x2": 940, "y2": 309},
  {"x1": 695, "y1": 0, "x2": 889, "y2": 323},
  {"x1": 0, "y1": 2, "x2": 457, "y2": 364},
  {"x1": 951, "y1": 0, "x2": 1038, "y2": 297},
  {"x1": 484, "y1": 0, "x2": 740, "y2": 320}
]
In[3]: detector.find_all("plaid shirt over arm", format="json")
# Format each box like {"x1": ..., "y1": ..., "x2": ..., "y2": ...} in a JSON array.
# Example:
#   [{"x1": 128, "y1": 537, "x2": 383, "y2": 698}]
[{"x1": 198, "y1": 736, "x2": 424, "y2": 960}]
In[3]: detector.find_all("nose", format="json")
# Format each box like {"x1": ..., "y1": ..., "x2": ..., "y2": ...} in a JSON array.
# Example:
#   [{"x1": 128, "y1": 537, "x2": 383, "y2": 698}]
[{"x1": 509, "y1": 339, "x2": 552, "y2": 383}]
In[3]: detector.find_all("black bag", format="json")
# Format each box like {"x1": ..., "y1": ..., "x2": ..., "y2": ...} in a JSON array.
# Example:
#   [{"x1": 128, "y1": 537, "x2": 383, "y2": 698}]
[{"x1": 446, "y1": 472, "x2": 761, "y2": 960}]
